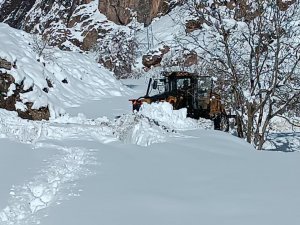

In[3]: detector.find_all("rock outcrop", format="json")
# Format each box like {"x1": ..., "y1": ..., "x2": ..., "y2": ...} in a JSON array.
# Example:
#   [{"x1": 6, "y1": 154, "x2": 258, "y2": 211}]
[
  {"x1": 0, "y1": 58, "x2": 12, "y2": 70},
  {"x1": 0, "y1": 0, "x2": 36, "y2": 29},
  {"x1": 185, "y1": 19, "x2": 205, "y2": 33},
  {"x1": 185, "y1": 0, "x2": 297, "y2": 33},
  {"x1": 99, "y1": 0, "x2": 181, "y2": 26},
  {"x1": 143, "y1": 54, "x2": 163, "y2": 69},
  {"x1": 0, "y1": 0, "x2": 181, "y2": 53},
  {"x1": 0, "y1": 58, "x2": 50, "y2": 121},
  {"x1": 142, "y1": 47, "x2": 199, "y2": 70},
  {"x1": 142, "y1": 45, "x2": 170, "y2": 69},
  {"x1": 0, "y1": 0, "x2": 183, "y2": 77},
  {"x1": 0, "y1": 0, "x2": 110, "y2": 51}
]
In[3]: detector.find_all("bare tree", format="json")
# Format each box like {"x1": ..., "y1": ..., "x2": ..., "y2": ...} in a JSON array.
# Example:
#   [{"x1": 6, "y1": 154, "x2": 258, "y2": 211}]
[
  {"x1": 31, "y1": 32, "x2": 57, "y2": 61},
  {"x1": 182, "y1": 0, "x2": 300, "y2": 149},
  {"x1": 31, "y1": 34, "x2": 48, "y2": 58}
]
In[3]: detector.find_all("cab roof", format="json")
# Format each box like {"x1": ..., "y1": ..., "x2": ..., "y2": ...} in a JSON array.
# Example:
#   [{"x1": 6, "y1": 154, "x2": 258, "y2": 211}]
[
  {"x1": 161, "y1": 71, "x2": 210, "y2": 79},
  {"x1": 162, "y1": 71, "x2": 196, "y2": 78}
]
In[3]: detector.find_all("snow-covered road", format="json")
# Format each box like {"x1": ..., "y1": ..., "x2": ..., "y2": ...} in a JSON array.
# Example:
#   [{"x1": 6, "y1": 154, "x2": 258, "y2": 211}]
[
  {"x1": 0, "y1": 81, "x2": 300, "y2": 225},
  {"x1": 0, "y1": 110, "x2": 117, "y2": 225}
]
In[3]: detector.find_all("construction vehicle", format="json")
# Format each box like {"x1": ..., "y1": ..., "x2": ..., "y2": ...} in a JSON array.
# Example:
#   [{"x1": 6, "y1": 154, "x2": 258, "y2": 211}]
[{"x1": 129, "y1": 71, "x2": 229, "y2": 131}]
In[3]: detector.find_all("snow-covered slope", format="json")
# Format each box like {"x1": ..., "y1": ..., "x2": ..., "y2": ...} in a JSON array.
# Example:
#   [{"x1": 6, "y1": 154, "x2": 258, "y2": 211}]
[{"x1": 0, "y1": 23, "x2": 128, "y2": 118}]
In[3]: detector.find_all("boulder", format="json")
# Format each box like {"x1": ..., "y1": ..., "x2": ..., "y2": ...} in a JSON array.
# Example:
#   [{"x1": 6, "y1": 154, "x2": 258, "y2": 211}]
[
  {"x1": 142, "y1": 54, "x2": 163, "y2": 68},
  {"x1": 183, "y1": 51, "x2": 198, "y2": 67},
  {"x1": 82, "y1": 29, "x2": 99, "y2": 51},
  {"x1": 142, "y1": 45, "x2": 170, "y2": 68},
  {"x1": 0, "y1": 58, "x2": 12, "y2": 70},
  {"x1": 17, "y1": 103, "x2": 50, "y2": 121},
  {"x1": 0, "y1": 73, "x2": 16, "y2": 111},
  {"x1": 0, "y1": 72, "x2": 50, "y2": 120},
  {"x1": 99, "y1": 0, "x2": 178, "y2": 26},
  {"x1": 185, "y1": 19, "x2": 205, "y2": 33}
]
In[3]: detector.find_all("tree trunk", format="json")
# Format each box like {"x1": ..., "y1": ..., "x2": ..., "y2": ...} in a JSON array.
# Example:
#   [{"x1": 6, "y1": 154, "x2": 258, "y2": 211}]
[
  {"x1": 247, "y1": 114, "x2": 254, "y2": 144},
  {"x1": 236, "y1": 115, "x2": 244, "y2": 138}
]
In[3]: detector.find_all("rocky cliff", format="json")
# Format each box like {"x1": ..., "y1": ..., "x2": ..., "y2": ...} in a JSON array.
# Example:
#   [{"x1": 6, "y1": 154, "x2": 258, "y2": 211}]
[
  {"x1": 0, "y1": 0, "x2": 105, "y2": 50},
  {"x1": 99, "y1": 0, "x2": 178, "y2": 26},
  {"x1": 0, "y1": 0, "x2": 179, "y2": 45},
  {"x1": 0, "y1": 0, "x2": 166, "y2": 29}
]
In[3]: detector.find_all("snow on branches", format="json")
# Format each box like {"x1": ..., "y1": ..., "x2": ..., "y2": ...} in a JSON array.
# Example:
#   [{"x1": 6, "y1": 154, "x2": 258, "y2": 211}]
[{"x1": 182, "y1": 0, "x2": 300, "y2": 149}]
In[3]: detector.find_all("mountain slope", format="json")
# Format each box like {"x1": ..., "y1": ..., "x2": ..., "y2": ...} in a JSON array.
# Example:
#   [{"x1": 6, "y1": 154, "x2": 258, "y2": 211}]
[{"x1": 0, "y1": 23, "x2": 128, "y2": 119}]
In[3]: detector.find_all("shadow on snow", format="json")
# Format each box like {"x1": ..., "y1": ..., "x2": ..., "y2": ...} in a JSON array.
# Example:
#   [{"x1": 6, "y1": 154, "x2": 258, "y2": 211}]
[{"x1": 266, "y1": 132, "x2": 300, "y2": 152}]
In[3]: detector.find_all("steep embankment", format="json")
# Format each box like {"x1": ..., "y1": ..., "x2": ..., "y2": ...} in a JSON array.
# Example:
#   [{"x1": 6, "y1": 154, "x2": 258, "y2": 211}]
[{"x1": 0, "y1": 23, "x2": 128, "y2": 120}]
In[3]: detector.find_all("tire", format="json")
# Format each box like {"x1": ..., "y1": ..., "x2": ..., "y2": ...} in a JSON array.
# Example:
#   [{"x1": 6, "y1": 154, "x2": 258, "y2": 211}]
[{"x1": 213, "y1": 113, "x2": 229, "y2": 132}]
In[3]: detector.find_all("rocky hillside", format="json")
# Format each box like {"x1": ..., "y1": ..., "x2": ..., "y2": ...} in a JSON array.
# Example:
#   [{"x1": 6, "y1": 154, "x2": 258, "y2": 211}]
[
  {"x1": 0, "y1": 0, "x2": 186, "y2": 79},
  {"x1": 99, "y1": 0, "x2": 180, "y2": 26},
  {"x1": 0, "y1": 23, "x2": 126, "y2": 120},
  {"x1": 0, "y1": 0, "x2": 183, "y2": 120},
  {"x1": 0, "y1": 0, "x2": 296, "y2": 62},
  {"x1": 1, "y1": 0, "x2": 299, "y2": 122},
  {"x1": 0, "y1": 0, "x2": 111, "y2": 51},
  {"x1": 0, "y1": 0, "x2": 181, "y2": 50}
]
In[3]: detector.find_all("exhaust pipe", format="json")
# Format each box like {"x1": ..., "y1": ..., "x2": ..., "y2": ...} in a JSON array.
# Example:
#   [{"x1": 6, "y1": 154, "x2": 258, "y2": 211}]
[{"x1": 145, "y1": 78, "x2": 152, "y2": 97}]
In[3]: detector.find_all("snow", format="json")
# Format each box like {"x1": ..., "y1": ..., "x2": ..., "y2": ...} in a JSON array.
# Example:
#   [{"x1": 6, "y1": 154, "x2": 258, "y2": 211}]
[
  {"x1": 0, "y1": 77, "x2": 300, "y2": 225},
  {"x1": 139, "y1": 102, "x2": 212, "y2": 130},
  {"x1": 0, "y1": 23, "x2": 129, "y2": 118},
  {"x1": 1, "y1": 117, "x2": 300, "y2": 225},
  {"x1": 0, "y1": 5, "x2": 300, "y2": 225}
]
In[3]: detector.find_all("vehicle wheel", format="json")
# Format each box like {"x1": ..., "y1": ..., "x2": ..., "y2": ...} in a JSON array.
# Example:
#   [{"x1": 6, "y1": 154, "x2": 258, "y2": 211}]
[
  {"x1": 220, "y1": 113, "x2": 229, "y2": 132},
  {"x1": 213, "y1": 114, "x2": 229, "y2": 132}
]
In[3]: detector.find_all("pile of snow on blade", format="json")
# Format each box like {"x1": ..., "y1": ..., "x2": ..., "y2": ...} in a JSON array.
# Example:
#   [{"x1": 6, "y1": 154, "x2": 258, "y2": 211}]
[
  {"x1": 139, "y1": 102, "x2": 212, "y2": 130},
  {"x1": 113, "y1": 114, "x2": 169, "y2": 147},
  {"x1": 114, "y1": 102, "x2": 212, "y2": 146}
]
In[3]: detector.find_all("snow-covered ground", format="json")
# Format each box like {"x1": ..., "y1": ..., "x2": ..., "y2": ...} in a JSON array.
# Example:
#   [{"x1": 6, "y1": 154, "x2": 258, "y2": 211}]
[{"x1": 0, "y1": 77, "x2": 300, "y2": 225}]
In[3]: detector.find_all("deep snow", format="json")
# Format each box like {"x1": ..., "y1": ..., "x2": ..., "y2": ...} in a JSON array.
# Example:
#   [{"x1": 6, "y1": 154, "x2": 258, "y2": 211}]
[
  {"x1": 47, "y1": 131, "x2": 300, "y2": 225},
  {"x1": 0, "y1": 78, "x2": 300, "y2": 225}
]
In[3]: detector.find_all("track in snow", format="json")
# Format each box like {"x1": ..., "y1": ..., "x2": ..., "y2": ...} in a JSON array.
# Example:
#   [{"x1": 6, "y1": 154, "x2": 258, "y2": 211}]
[
  {"x1": 0, "y1": 143, "x2": 98, "y2": 225},
  {"x1": 0, "y1": 111, "x2": 116, "y2": 225}
]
